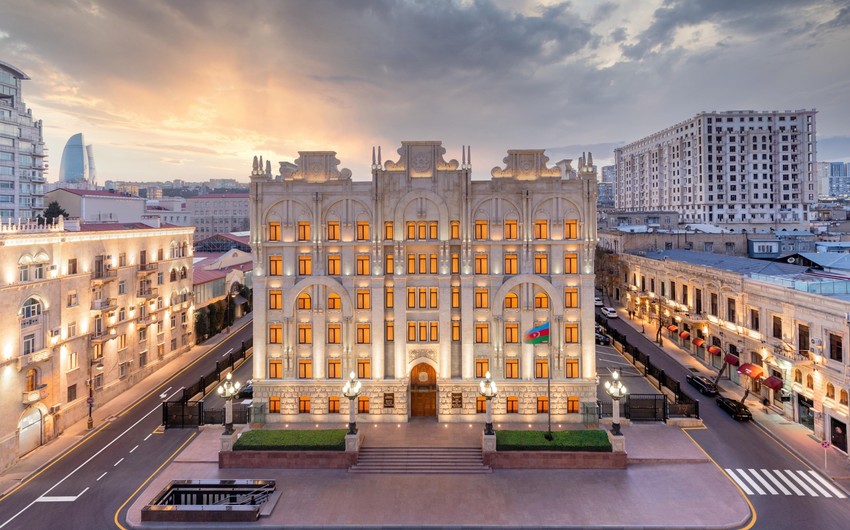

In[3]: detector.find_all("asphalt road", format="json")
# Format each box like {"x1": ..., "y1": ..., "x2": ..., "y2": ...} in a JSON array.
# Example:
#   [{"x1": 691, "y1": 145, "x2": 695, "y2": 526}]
[
  {"x1": 600, "y1": 310, "x2": 850, "y2": 529},
  {"x1": 0, "y1": 322, "x2": 253, "y2": 530}
]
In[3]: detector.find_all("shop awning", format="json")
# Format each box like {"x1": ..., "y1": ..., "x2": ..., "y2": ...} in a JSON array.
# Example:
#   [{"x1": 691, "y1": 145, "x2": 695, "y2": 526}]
[
  {"x1": 667, "y1": 325, "x2": 678, "y2": 332},
  {"x1": 679, "y1": 331, "x2": 691, "y2": 339},
  {"x1": 762, "y1": 376, "x2": 783, "y2": 391},
  {"x1": 692, "y1": 337, "x2": 706, "y2": 347},
  {"x1": 724, "y1": 353, "x2": 740, "y2": 366},
  {"x1": 708, "y1": 345, "x2": 722, "y2": 356},
  {"x1": 737, "y1": 363, "x2": 764, "y2": 379}
]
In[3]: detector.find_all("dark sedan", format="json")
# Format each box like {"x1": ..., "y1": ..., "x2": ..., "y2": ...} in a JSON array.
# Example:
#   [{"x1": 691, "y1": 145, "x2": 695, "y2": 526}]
[
  {"x1": 686, "y1": 374, "x2": 718, "y2": 396},
  {"x1": 595, "y1": 333, "x2": 611, "y2": 345},
  {"x1": 237, "y1": 381, "x2": 253, "y2": 399},
  {"x1": 715, "y1": 395, "x2": 752, "y2": 421}
]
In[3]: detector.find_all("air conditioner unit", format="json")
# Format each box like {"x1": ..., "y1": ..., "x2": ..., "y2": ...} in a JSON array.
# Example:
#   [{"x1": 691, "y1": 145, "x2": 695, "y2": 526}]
[
  {"x1": 49, "y1": 328, "x2": 61, "y2": 338},
  {"x1": 50, "y1": 403, "x2": 62, "y2": 414},
  {"x1": 811, "y1": 338, "x2": 823, "y2": 346},
  {"x1": 48, "y1": 265, "x2": 58, "y2": 272},
  {"x1": 105, "y1": 263, "x2": 112, "y2": 269}
]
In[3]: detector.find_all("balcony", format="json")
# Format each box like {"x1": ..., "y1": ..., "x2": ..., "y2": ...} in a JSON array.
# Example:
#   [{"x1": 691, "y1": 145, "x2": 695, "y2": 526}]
[
  {"x1": 20, "y1": 315, "x2": 41, "y2": 329},
  {"x1": 137, "y1": 287, "x2": 158, "y2": 300},
  {"x1": 90, "y1": 328, "x2": 116, "y2": 343},
  {"x1": 91, "y1": 297, "x2": 118, "y2": 312},
  {"x1": 22, "y1": 384, "x2": 48, "y2": 404},
  {"x1": 136, "y1": 262, "x2": 158, "y2": 276},
  {"x1": 137, "y1": 314, "x2": 155, "y2": 327},
  {"x1": 18, "y1": 347, "x2": 51, "y2": 370},
  {"x1": 91, "y1": 267, "x2": 117, "y2": 284}
]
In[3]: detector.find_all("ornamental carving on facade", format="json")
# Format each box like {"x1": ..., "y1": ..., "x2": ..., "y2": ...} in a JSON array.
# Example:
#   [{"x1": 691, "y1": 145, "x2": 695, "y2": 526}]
[{"x1": 409, "y1": 349, "x2": 437, "y2": 362}]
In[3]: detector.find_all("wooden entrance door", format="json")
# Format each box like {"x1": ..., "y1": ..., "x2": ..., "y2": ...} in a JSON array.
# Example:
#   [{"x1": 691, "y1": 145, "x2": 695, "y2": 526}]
[{"x1": 410, "y1": 363, "x2": 437, "y2": 417}]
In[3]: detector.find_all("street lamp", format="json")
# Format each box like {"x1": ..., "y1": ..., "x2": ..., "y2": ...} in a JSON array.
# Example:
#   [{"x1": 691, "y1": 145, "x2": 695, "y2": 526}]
[
  {"x1": 217, "y1": 372, "x2": 241, "y2": 435},
  {"x1": 87, "y1": 358, "x2": 104, "y2": 430},
  {"x1": 478, "y1": 371, "x2": 498, "y2": 436},
  {"x1": 342, "y1": 371, "x2": 362, "y2": 435},
  {"x1": 604, "y1": 369, "x2": 627, "y2": 436}
]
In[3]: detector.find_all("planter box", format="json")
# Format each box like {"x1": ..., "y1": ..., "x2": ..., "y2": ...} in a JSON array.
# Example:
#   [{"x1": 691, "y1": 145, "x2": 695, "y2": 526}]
[
  {"x1": 219, "y1": 450, "x2": 356, "y2": 469},
  {"x1": 483, "y1": 451, "x2": 626, "y2": 469}
]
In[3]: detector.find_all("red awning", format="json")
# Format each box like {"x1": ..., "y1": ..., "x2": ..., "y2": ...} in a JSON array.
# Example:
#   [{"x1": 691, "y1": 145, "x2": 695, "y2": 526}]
[
  {"x1": 724, "y1": 353, "x2": 740, "y2": 366},
  {"x1": 762, "y1": 376, "x2": 783, "y2": 391},
  {"x1": 708, "y1": 345, "x2": 722, "y2": 356},
  {"x1": 667, "y1": 325, "x2": 678, "y2": 332},
  {"x1": 738, "y1": 363, "x2": 764, "y2": 379},
  {"x1": 692, "y1": 338, "x2": 706, "y2": 347},
  {"x1": 679, "y1": 331, "x2": 691, "y2": 339}
]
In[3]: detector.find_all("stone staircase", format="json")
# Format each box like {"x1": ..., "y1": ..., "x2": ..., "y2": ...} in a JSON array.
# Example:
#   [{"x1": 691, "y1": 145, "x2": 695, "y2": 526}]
[{"x1": 349, "y1": 446, "x2": 492, "y2": 474}]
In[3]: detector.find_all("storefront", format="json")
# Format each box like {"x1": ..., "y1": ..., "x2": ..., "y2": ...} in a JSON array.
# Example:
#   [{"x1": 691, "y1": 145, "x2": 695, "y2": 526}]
[
  {"x1": 797, "y1": 395, "x2": 815, "y2": 431},
  {"x1": 830, "y1": 416, "x2": 847, "y2": 453}
]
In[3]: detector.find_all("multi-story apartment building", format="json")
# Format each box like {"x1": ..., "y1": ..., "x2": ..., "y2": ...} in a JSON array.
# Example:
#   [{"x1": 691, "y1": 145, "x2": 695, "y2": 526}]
[
  {"x1": 187, "y1": 193, "x2": 249, "y2": 240},
  {"x1": 0, "y1": 61, "x2": 46, "y2": 222},
  {"x1": 249, "y1": 141, "x2": 598, "y2": 424},
  {"x1": 0, "y1": 217, "x2": 195, "y2": 471},
  {"x1": 618, "y1": 250, "x2": 850, "y2": 453},
  {"x1": 615, "y1": 110, "x2": 818, "y2": 230}
]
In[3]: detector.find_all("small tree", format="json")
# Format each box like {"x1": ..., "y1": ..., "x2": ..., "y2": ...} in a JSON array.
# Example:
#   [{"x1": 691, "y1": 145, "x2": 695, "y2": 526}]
[{"x1": 38, "y1": 201, "x2": 69, "y2": 225}]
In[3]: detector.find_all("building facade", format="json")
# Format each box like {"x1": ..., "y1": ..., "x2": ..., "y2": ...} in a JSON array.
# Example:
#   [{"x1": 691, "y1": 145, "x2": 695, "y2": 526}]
[
  {"x1": 249, "y1": 142, "x2": 598, "y2": 424},
  {"x1": 47, "y1": 187, "x2": 147, "y2": 222},
  {"x1": 0, "y1": 61, "x2": 46, "y2": 222},
  {"x1": 0, "y1": 218, "x2": 195, "y2": 471},
  {"x1": 615, "y1": 110, "x2": 818, "y2": 230},
  {"x1": 187, "y1": 193, "x2": 249, "y2": 240},
  {"x1": 618, "y1": 250, "x2": 850, "y2": 453},
  {"x1": 57, "y1": 133, "x2": 97, "y2": 187}
]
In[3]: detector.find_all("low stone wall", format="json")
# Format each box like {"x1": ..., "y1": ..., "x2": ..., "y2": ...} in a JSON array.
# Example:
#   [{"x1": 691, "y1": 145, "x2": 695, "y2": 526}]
[
  {"x1": 483, "y1": 451, "x2": 627, "y2": 469},
  {"x1": 219, "y1": 450, "x2": 356, "y2": 469}
]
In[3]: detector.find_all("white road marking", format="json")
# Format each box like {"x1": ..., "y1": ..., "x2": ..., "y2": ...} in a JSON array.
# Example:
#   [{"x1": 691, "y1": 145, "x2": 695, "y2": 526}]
[
  {"x1": 222, "y1": 348, "x2": 234, "y2": 357},
  {"x1": 35, "y1": 487, "x2": 89, "y2": 503},
  {"x1": 96, "y1": 472, "x2": 107, "y2": 481},
  {"x1": 726, "y1": 469, "x2": 753, "y2": 495},
  {"x1": 762, "y1": 469, "x2": 792, "y2": 495},
  {"x1": 114, "y1": 458, "x2": 124, "y2": 467},
  {"x1": 129, "y1": 445, "x2": 139, "y2": 453},
  {"x1": 796, "y1": 470, "x2": 832, "y2": 497},
  {"x1": 748, "y1": 468, "x2": 778, "y2": 495},
  {"x1": 159, "y1": 386, "x2": 172, "y2": 399},
  {"x1": 144, "y1": 433, "x2": 153, "y2": 441},
  {"x1": 736, "y1": 468, "x2": 765, "y2": 495},
  {"x1": 775, "y1": 470, "x2": 806, "y2": 496},
  {"x1": 807, "y1": 471, "x2": 847, "y2": 499},
  {"x1": 786, "y1": 469, "x2": 818, "y2": 496}
]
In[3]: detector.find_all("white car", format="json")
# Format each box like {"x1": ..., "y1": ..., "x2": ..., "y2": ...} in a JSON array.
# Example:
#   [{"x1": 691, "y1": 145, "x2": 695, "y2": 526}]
[
  {"x1": 594, "y1": 297, "x2": 603, "y2": 306},
  {"x1": 601, "y1": 307, "x2": 619, "y2": 318}
]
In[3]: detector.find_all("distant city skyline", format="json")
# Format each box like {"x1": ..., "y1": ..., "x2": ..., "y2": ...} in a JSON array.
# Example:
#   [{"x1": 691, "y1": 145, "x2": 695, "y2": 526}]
[{"x1": 1, "y1": 0, "x2": 849, "y2": 182}]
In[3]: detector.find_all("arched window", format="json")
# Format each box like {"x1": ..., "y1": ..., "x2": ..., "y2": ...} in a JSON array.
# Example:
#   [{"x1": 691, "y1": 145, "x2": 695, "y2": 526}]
[
  {"x1": 170, "y1": 269, "x2": 178, "y2": 282},
  {"x1": 328, "y1": 294, "x2": 341, "y2": 310},
  {"x1": 504, "y1": 292, "x2": 518, "y2": 309},
  {"x1": 181, "y1": 241, "x2": 189, "y2": 257},
  {"x1": 25, "y1": 368, "x2": 38, "y2": 392},
  {"x1": 794, "y1": 369, "x2": 802, "y2": 384},
  {"x1": 22, "y1": 298, "x2": 42, "y2": 319},
  {"x1": 534, "y1": 292, "x2": 549, "y2": 309},
  {"x1": 806, "y1": 374, "x2": 814, "y2": 389},
  {"x1": 297, "y1": 293, "x2": 312, "y2": 310},
  {"x1": 841, "y1": 390, "x2": 849, "y2": 406},
  {"x1": 827, "y1": 382, "x2": 835, "y2": 400},
  {"x1": 180, "y1": 267, "x2": 187, "y2": 279}
]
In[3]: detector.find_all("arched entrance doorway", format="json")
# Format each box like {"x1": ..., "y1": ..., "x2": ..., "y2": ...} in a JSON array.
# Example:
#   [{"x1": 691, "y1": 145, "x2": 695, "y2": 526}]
[
  {"x1": 19, "y1": 407, "x2": 43, "y2": 455},
  {"x1": 410, "y1": 363, "x2": 437, "y2": 417}
]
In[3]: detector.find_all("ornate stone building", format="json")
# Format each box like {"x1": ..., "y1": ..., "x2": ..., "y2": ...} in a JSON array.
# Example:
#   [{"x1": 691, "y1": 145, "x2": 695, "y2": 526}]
[{"x1": 249, "y1": 141, "x2": 598, "y2": 424}]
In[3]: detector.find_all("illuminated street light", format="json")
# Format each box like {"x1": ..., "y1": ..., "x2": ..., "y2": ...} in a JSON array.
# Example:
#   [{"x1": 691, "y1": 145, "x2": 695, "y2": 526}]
[
  {"x1": 342, "y1": 371, "x2": 362, "y2": 435},
  {"x1": 604, "y1": 369, "x2": 627, "y2": 436},
  {"x1": 478, "y1": 371, "x2": 498, "y2": 436},
  {"x1": 217, "y1": 372, "x2": 241, "y2": 435}
]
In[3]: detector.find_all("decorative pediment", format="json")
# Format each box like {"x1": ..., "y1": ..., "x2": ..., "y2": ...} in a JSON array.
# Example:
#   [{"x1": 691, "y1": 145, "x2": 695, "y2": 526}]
[
  {"x1": 384, "y1": 141, "x2": 459, "y2": 176},
  {"x1": 278, "y1": 151, "x2": 352, "y2": 182},
  {"x1": 491, "y1": 149, "x2": 561, "y2": 180}
]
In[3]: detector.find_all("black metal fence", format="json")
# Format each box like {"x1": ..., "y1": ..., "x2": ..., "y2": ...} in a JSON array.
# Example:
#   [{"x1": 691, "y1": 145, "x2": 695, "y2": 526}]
[
  {"x1": 203, "y1": 404, "x2": 250, "y2": 425},
  {"x1": 163, "y1": 400, "x2": 204, "y2": 429},
  {"x1": 181, "y1": 338, "x2": 252, "y2": 403},
  {"x1": 597, "y1": 394, "x2": 666, "y2": 421}
]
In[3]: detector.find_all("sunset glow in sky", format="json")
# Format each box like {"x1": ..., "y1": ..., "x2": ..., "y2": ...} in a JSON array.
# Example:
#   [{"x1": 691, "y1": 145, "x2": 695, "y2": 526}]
[{"x1": 1, "y1": 0, "x2": 849, "y2": 182}]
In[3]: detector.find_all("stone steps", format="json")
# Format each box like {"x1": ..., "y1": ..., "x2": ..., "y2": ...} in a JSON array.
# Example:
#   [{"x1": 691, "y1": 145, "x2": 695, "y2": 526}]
[{"x1": 349, "y1": 446, "x2": 492, "y2": 474}]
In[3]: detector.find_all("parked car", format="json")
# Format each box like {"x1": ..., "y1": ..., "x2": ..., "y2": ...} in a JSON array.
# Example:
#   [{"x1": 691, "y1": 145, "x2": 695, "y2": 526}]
[
  {"x1": 594, "y1": 297, "x2": 603, "y2": 307},
  {"x1": 595, "y1": 324, "x2": 606, "y2": 334},
  {"x1": 715, "y1": 395, "x2": 752, "y2": 421},
  {"x1": 237, "y1": 380, "x2": 253, "y2": 399},
  {"x1": 686, "y1": 374, "x2": 718, "y2": 396},
  {"x1": 601, "y1": 307, "x2": 619, "y2": 318},
  {"x1": 595, "y1": 333, "x2": 611, "y2": 345}
]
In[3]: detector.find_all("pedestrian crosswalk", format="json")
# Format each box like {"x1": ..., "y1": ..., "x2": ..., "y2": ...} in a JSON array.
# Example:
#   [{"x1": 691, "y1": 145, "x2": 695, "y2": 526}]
[{"x1": 725, "y1": 468, "x2": 847, "y2": 498}]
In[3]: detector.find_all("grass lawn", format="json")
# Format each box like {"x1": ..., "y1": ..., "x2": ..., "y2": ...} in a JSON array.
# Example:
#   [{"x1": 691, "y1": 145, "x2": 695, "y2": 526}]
[
  {"x1": 496, "y1": 430, "x2": 612, "y2": 452},
  {"x1": 233, "y1": 429, "x2": 347, "y2": 451}
]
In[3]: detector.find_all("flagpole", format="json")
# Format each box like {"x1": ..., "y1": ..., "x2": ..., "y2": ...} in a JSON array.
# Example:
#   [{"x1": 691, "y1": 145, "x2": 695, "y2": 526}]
[{"x1": 546, "y1": 339, "x2": 553, "y2": 441}]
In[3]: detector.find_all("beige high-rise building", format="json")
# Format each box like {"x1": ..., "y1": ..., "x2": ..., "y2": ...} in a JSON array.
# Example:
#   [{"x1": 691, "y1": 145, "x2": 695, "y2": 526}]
[{"x1": 249, "y1": 141, "x2": 598, "y2": 425}]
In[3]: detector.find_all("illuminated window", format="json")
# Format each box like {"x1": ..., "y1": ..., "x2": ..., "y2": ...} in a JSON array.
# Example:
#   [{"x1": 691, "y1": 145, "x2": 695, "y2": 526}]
[
  {"x1": 537, "y1": 396, "x2": 549, "y2": 413},
  {"x1": 451, "y1": 253, "x2": 459, "y2": 274},
  {"x1": 329, "y1": 396, "x2": 340, "y2": 413},
  {"x1": 827, "y1": 382, "x2": 835, "y2": 400},
  {"x1": 504, "y1": 292, "x2": 518, "y2": 309},
  {"x1": 269, "y1": 396, "x2": 281, "y2": 414},
  {"x1": 269, "y1": 256, "x2": 283, "y2": 276},
  {"x1": 407, "y1": 322, "x2": 417, "y2": 342},
  {"x1": 386, "y1": 321, "x2": 394, "y2": 341},
  {"x1": 474, "y1": 254, "x2": 489, "y2": 274},
  {"x1": 429, "y1": 288, "x2": 438, "y2": 308},
  {"x1": 534, "y1": 292, "x2": 549, "y2": 309},
  {"x1": 451, "y1": 287, "x2": 460, "y2": 308},
  {"x1": 564, "y1": 288, "x2": 578, "y2": 308},
  {"x1": 476, "y1": 396, "x2": 487, "y2": 413},
  {"x1": 565, "y1": 359, "x2": 579, "y2": 378},
  {"x1": 567, "y1": 396, "x2": 579, "y2": 413},
  {"x1": 419, "y1": 322, "x2": 427, "y2": 342},
  {"x1": 475, "y1": 358, "x2": 489, "y2": 378},
  {"x1": 356, "y1": 221, "x2": 370, "y2": 241},
  {"x1": 327, "y1": 324, "x2": 341, "y2": 344},
  {"x1": 841, "y1": 390, "x2": 849, "y2": 406},
  {"x1": 297, "y1": 221, "x2": 311, "y2": 241},
  {"x1": 406, "y1": 222, "x2": 416, "y2": 240},
  {"x1": 385, "y1": 287, "x2": 394, "y2": 308},
  {"x1": 298, "y1": 359, "x2": 313, "y2": 379},
  {"x1": 327, "y1": 255, "x2": 341, "y2": 275},
  {"x1": 535, "y1": 359, "x2": 549, "y2": 378},
  {"x1": 356, "y1": 255, "x2": 370, "y2": 275},
  {"x1": 475, "y1": 323, "x2": 489, "y2": 343},
  {"x1": 474, "y1": 220, "x2": 489, "y2": 239},
  {"x1": 506, "y1": 396, "x2": 519, "y2": 413},
  {"x1": 356, "y1": 324, "x2": 371, "y2": 344},
  {"x1": 419, "y1": 288, "x2": 427, "y2": 308},
  {"x1": 418, "y1": 254, "x2": 426, "y2": 273},
  {"x1": 356, "y1": 289, "x2": 371, "y2": 309},
  {"x1": 297, "y1": 293, "x2": 311, "y2": 310},
  {"x1": 327, "y1": 221, "x2": 340, "y2": 240},
  {"x1": 298, "y1": 255, "x2": 312, "y2": 275},
  {"x1": 429, "y1": 322, "x2": 439, "y2": 341},
  {"x1": 269, "y1": 324, "x2": 283, "y2": 344},
  {"x1": 268, "y1": 222, "x2": 281, "y2": 241},
  {"x1": 452, "y1": 321, "x2": 460, "y2": 341},
  {"x1": 504, "y1": 359, "x2": 519, "y2": 379},
  {"x1": 475, "y1": 288, "x2": 489, "y2": 309},
  {"x1": 298, "y1": 324, "x2": 312, "y2": 344},
  {"x1": 327, "y1": 359, "x2": 341, "y2": 379},
  {"x1": 450, "y1": 220, "x2": 460, "y2": 239},
  {"x1": 299, "y1": 396, "x2": 310, "y2": 413},
  {"x1": 504, "y1": 254, "x2": 518, "y2": 274},
  {"x1": 533, "y1": 220, "x2": 549, "y2": 239},
  {"x1": 534, "y1": 253, "x2": 549, "y2": 274},
  {"x1": 407, "y1": 288, "x2": 416, "y2": 309},
  {"x1": 384, "y1": 221, "x2": 394, "y2": 240},
  {"x1": 269, "y1": 359, "x2": 282, "y2": 378},
  {"x1": 505, "y1": 323, "x2": 519, "y2": 343},
  {"x1": 328, "y1": 293, "x2": 341, "y2": 310},
  {"x1": 357, "y1": 359, "x2": 371, "y2": 379},
  {"x1": 429, "y1": 254, "x2": 438, "y2": 273},
  {"x1": 407, "y1": 254, "x2": 416, "y2": 274},
  {"x1": 806, "y1": 374, "x2": 814, "y2": 389},
  {"x1": 418, "y1": 222, "x2": 427, "y2": 240},
  {"x1": 564, "y1": 323, "x2": 579, "y2": 343},
  {"x1": 504, "y1": 219, "x2": 518, "y2": 240},
  {"x1": 358, "y1": 396, "x2": 370, "y2": 413},
  {"x1": 429, "y1": 221, "x2": 438, "y2": 239},
  {"x1": 269, "y1": 290, "x2": 282, "y2": 310},
  {"x1": 564, "y1": 219, "x2": 578, "y2": 239},
  {"x1": 564, "y1": 253, "x2": 578, "y2": 274},
  {"x1": 385, "y1": 254, "x2": 394, "y2": 274}
]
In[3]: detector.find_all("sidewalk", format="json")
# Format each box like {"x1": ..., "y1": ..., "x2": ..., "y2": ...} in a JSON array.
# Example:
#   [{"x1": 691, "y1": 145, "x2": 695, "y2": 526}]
[
  {"x1": 615, "y1": 306, "x2": 850, "y2": 492},
  {"x1": 0, "y1": 314, "x2": 253, "y2": 499}
]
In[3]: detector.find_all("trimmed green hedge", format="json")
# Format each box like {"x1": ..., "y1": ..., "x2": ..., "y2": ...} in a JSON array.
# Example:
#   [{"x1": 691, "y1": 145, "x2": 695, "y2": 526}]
[
  {"x1": 496, "y1": 430, "x2": 612, "y2": 452},
  {"x1": 233, "y1": 429, "x2": 347, "y2": 451}
]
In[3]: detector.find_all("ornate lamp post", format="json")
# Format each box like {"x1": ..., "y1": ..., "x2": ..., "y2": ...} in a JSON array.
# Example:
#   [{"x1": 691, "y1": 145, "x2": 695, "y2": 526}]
[
  {"x1": 604, "y1": 369, "x2": 627, "y2": 436},
  {"x1": 478, "y1": 371, "x2": 498, "y2": 435},
  {"x1": 342, "y1": 371, "x2": 362, "y2": 435},
  {"x1": 217, "y1": 372, "x2": 241, "y2": 435}
]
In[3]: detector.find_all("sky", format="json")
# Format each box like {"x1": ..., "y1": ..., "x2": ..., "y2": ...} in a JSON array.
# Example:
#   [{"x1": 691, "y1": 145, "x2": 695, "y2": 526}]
[{"x1": 1, "y1": 0, "x2": 849, "y2": 183}]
